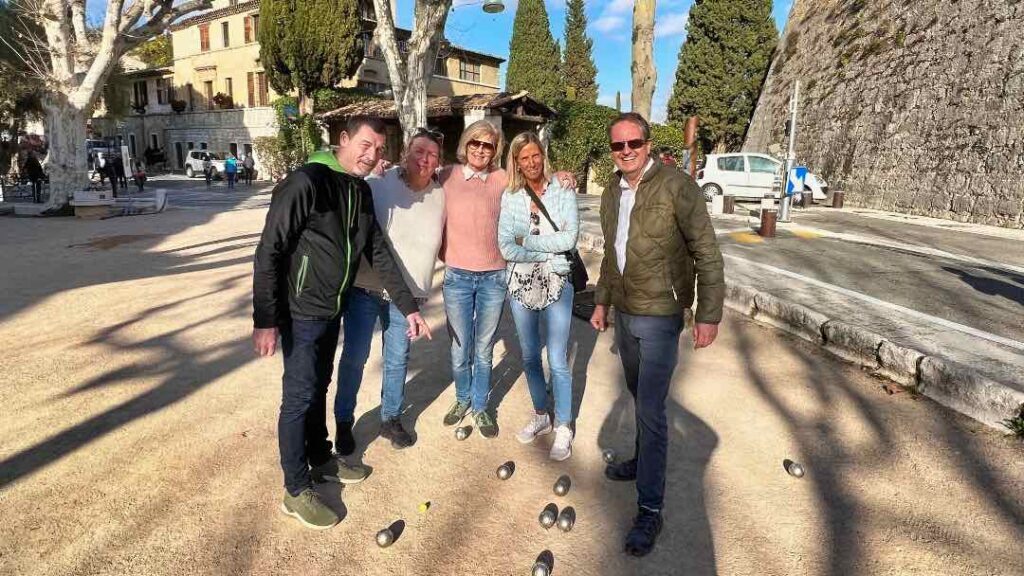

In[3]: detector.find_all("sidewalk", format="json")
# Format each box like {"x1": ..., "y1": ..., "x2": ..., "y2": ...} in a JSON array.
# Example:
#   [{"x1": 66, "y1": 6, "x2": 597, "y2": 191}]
[{"x1": 577, "y1": 195, "x2": 1024, "y2": 431}]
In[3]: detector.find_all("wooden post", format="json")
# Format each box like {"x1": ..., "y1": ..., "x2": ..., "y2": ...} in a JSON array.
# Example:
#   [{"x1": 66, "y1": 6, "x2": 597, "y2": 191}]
[{"x1": 684, "y1": 116, "x2": 699, "y2": 178}]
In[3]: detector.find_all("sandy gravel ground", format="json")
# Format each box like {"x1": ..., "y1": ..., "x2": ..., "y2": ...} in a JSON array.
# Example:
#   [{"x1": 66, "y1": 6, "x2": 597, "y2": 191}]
[{"x1": 0, "y1": 205, "x2": 1021, "y2": 576}]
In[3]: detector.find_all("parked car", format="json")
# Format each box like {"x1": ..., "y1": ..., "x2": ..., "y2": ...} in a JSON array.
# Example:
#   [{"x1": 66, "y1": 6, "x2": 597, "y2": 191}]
[
  {"x1": 695, "y1": 153, "x2": 829, "y2": 202},
  {"x1": 183, "y1": 150, "x2": 226, "y2": 179}
]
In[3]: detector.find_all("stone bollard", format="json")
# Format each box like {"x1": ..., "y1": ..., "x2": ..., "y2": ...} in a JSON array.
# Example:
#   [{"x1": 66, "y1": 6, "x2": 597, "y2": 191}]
[
  {"x1": 723, "y1": 195, "x2": 735, "y2": 214},
  {"x1": 800, "y1": 192, "x2": 812, "y2": 208},
  {"x1": 710, "y1": 195, "x2": 724, "y2": 215},
  {"x1": 758, "y1": 209, "x2": 777, "y2": 237},
  {"x1": 832, "y1": 191, "x2": 845, "y2": 209}
]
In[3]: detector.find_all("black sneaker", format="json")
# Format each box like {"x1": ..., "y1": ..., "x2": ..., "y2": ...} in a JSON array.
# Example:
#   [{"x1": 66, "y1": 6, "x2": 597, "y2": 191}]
[
  {"x1": 336, "y1": 420, "x2": 355, "y2": 456},
  {"x1": 474, "y1": 411, "x2": 499, "y2": 439},
  {"x1": 604, "y1": 458, "x2": 638, "y2": 482},
  {"x1": 380, "y1": 418, "x2": 415, "y2": 449},
  {"x1": 624, "y1": 508, "x2": 663, "y2": 557}
]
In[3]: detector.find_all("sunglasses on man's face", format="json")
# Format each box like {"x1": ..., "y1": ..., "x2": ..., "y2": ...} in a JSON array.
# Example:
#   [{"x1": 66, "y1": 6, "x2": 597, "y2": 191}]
[
  {"x1": 609, "y1": 139, "x2": 647, "y2": 153},
  {"x1": 413, "y1": 127, "x2": 444, "y2": 147},
  {"x1": 468, "y1": 139, "x2": 496, "y2": 153}
]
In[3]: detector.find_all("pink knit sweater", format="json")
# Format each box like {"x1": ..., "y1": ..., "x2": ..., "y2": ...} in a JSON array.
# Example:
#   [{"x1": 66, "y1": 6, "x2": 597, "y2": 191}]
[{"x1": 440, "y1": 165, "x2": 508, "y2": 272}]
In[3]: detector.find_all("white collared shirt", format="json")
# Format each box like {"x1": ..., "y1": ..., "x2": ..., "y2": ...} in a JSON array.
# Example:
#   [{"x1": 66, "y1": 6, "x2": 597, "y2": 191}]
[
  {"x1": 615, "y1": 159, "x2": 655, "y2": 274},
  {"x1": 462, "y1": 164, "x2": 490, "y2": 182}
]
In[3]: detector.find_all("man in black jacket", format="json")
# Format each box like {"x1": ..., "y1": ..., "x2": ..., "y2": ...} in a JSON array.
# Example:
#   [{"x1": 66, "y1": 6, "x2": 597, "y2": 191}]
[{"x1": 252, "y1": 116, "x2": 432, "y2": 530}]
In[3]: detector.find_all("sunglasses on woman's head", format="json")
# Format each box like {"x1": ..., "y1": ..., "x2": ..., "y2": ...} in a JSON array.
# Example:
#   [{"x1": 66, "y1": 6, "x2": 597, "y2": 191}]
[
  {"x1": 609, "y1": 139, "x2": 647, "y2": 152},
  {"x1": 413, "y1": 127, "x2": 444, "y2": 146},
  {"x1": 468, "y1": 139, "x2": 496, "y2": 153}
]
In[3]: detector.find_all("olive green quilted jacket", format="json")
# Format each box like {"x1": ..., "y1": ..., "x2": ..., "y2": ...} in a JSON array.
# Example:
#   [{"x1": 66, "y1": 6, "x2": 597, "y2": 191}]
[{"x1": 594, "y1": 162, "x2": 725, "y2": 324}]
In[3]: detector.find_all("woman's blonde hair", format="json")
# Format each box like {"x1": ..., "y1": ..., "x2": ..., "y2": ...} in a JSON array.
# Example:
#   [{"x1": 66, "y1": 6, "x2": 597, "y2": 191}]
[
  {"x1": 456, "y1": 119, "x2": 505, "y2": 169},
  {"x1": 505, "y1": 131, "x2": 553, "y2": 193}
]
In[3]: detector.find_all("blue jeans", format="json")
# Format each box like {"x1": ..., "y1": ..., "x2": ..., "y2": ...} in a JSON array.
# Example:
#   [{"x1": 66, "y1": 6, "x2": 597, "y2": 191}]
[
  {"x1": 278, "y1": 316, "x2": 341, "y2": 496},
  {"x1": 442, "y1": 267, "x2": 507, "y2": 413},
  {"x1": 227, "y1": 172, "x2": 236, "y2": 188},
  {"x1": 336, "y1": 287, "x2": 411, "y2": 423},
  {"x1": 509, "y1": 281, "x2": 574, "y2": 426},
  {"x1": 614, "y1": 311, "x2": 684, "y2": 512}
]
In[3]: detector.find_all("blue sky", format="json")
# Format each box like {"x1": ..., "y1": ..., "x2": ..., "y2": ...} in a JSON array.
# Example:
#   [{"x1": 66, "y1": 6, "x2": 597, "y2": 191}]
[
  {"x1": 425, "y1": 0, "x2": 793, "y2": 122},
  {"x1": 90, "y1": 0, "x2": 792, "y2": 122}
]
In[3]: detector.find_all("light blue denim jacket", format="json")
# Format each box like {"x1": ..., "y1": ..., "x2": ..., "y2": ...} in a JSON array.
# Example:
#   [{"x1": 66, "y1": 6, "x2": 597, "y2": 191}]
[{"x1": 497, "y1": 180, "x2": 579, "y2": 276}]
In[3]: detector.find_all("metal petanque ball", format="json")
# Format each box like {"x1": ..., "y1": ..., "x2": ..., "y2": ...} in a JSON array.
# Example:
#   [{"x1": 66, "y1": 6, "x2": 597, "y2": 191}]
[
  {"x1": 455, "y1": 426, "x2": 471, "y2": 441},
  {"x1": 531, "y1": 561, "x2": 551, "y2": 576},
  {"x1": 496, "y1": 463, "x2": 513, "y2": 480},
  {"x1": 539, "y1": 508, "x2": 557, "y2": 529},
  {"x1": 601, "y1": 448, "x2": 616, "y2": 464},
  {"x1": 787, "y1": 461, "x2": 805, "y2": 478},
  {"x1": 553, "y1": 475, "x2": 571, "y2": 497},
  {"x1": 556, "y1": 507, "x2": 576, "y2": 532},
  {"x1": 375, "y1": 528, "x2": 395, "y2": 548}
]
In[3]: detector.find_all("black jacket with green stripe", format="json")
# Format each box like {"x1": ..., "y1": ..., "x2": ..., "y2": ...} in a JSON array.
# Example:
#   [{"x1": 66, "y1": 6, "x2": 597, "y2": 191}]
[{"x1": 252, "y1": 154, "x2": 418, "y2": 329}]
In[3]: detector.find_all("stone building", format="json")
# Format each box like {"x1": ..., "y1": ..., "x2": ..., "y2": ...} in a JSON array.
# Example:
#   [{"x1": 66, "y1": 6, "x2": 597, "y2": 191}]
[
  {"x1": 92, "y1": 0, "x2": 503, "y2": 177},
  {"x1": 744, "y1": 0, "x2": 1024, "y2": 229}
]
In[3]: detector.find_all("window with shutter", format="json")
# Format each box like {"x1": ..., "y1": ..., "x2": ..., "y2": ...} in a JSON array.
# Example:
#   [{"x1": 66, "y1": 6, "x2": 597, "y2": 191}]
[
  {"x1": 244, "y1": 16, "x2": 252, "y2": 43},
  {"x1": 247, "y1": 72, "x2": 255, "y2": 107},
  {"x1": 257, "y1": 72, "x2": 268, "y2": 106},
  {"x1": 200, "y1": 24, "x2": 210, "y2": 52}
]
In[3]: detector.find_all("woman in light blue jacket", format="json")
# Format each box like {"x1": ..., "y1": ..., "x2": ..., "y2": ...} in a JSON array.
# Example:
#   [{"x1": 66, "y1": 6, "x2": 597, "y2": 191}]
[{"x1": 497, "y1": 131, "x2": 580, "y2": 461}]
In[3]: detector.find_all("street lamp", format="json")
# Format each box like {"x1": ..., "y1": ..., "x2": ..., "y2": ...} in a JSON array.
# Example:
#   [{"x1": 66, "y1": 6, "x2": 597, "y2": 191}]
[{"x1": 482, "y1": 0, "x2": 505, "y2": 13}]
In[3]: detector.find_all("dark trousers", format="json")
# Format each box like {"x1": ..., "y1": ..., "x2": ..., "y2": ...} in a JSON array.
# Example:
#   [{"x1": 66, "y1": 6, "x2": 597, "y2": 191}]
[
  {"x1": 279, "y1": 317, "x2": 341, "y2": 496},
  {"x1": 30, "y1": 179, "x2": 42, "y2": 203},
  {"x1": 614, "y1": 311, "x2": 683, "y2": 512}
]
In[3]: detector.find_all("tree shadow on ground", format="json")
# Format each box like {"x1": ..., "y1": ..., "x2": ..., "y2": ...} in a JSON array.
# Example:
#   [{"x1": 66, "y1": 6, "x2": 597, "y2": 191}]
[
  {"x1": 942, "y1": 265, "x2": 1024, "y2": 305},
  {"x1": 0, "y1": 285, "x2": 253, "y2": 489},
  {"x1": 732, "y1": 318, "x2": 1024, "y2": 576}
]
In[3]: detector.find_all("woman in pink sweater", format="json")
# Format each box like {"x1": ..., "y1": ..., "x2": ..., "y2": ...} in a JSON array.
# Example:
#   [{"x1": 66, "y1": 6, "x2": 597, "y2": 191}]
[
  {"x1": 438, "y1": 120, "x2": 509, "y2": 437},
  {"x1": 439, "y1": 121, "x2": 576, "y2": 438}
]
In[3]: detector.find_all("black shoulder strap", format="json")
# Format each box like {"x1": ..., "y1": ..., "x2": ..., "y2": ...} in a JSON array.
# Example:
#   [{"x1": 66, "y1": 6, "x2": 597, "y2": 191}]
[{"x1": 522, "y1": 185, "x2": 559, "y2": 232}]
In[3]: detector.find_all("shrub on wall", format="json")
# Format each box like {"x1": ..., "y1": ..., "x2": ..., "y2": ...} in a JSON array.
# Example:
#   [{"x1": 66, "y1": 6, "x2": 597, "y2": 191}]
[
  {"x1": 212, "y1": 92, "x2": 234, "y2": 110},
  {"x1": 253, "y1": 135, "x2": 303, "y2": 182}
]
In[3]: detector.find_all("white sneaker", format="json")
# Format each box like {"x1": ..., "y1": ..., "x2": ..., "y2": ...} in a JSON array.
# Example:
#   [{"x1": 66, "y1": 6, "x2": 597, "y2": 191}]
[
  {"x1": 516, "y1": 413, "x2": 553, "y2": 444},
  {"x1": 549, "y1": 425, "x2": 573, "y2": 461}
]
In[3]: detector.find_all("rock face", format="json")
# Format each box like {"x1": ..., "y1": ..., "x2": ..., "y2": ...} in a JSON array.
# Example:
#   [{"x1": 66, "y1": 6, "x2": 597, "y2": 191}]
[{"x1": 744, "y1": 0, "x2": 1024, "y2": 229}]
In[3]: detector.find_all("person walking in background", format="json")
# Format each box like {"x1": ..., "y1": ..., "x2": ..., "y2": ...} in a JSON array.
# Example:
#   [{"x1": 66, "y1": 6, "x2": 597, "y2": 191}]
[
  {"x1": 334, "y1": 128, "x2": 446, "y2": 453},
  {"x1": 252, "y1": 116, "x2": 432, "y2": 531},
  {"x1": 243, "y1": 153, "x2": 256, "y2": 185},
  {"x1": 113, "y1": 154, "x2": 128, "y2": 189},
  {"x1": 497, "y1": 131, "x2": 580, "y2": 461},
  {"x1": 133, "y1": 161, "x2": 147, "y2": 193},
  {"x1": 23, "y1": 152, "x2": 44, "y2": 203},
  {"x1": 591, "y1": 112, "x2": 725, "y2": 556},
  {"x1": 225, "y1": 154, "x2": 238, "y2": 190},
  {"x1": 203, "y1": 154, "x2": 213, "y2": 188}
]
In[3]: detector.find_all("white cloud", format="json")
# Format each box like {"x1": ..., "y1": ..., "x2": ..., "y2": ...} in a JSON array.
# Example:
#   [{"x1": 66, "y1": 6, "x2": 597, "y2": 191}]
[
  {"x1": 654, "y1": 11, "x2": 688, "y2": 38},
  {"x1": 605, "y1": 0, "x2": 635, "y2": 15},
  {"x1": 592, "y1": 15, "x2": 626, "y2": 33}
]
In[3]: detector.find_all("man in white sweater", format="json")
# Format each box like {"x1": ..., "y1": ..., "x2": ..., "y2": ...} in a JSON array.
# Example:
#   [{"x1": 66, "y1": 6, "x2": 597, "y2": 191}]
[{"x1": 334, "y1": 128, "x2": 446, "y2": 451}]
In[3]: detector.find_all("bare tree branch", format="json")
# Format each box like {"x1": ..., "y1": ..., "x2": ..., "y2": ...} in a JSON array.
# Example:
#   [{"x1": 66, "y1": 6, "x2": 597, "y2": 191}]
[
  {"x1": 120, "y1": 0, "x2": 210, "y2": 51},
  {"x1": 70, "y1": 0, "x2": 87, "y2": 45}
]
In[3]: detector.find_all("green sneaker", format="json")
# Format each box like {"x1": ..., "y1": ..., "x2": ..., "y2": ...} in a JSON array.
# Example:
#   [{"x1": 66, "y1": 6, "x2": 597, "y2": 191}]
[
  {"x1": 474, "y1": 411, "x2": 498, "y2": 438},
  {"x1": 281, "y1": 488, "x2": 340, "y2": 530},
  {"x1": 443, "y1": 400, "x2": 471, "y2": 427},
  {"x1": 311, "y1": 455, "x2": 369, "y2": 485}
]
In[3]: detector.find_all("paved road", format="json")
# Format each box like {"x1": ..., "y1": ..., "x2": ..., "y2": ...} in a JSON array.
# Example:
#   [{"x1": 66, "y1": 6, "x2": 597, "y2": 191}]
[{"x1": 0, "y1": 204, "x2": 1020, "y2": 576}]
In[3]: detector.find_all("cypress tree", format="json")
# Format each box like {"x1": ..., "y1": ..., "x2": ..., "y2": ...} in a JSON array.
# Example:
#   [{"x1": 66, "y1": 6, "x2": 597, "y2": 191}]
[
  {"x1": 506, "y1": 0, "x2": 563, "y2": 104},
  {"x1": 259, "y1": 0, "x2": 363, "y2": 113},
  {"x1": 667, "y1": 0, "x2": 778, "y2": 152},
  {"x1": 562, "y1": 0, "x2": 598, "y2": 103}
]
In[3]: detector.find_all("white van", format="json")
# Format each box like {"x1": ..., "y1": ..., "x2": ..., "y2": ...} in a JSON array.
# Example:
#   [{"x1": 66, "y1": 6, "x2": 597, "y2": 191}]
[{"x1": 695, "y1": 153, "x2": 828, "y2": 202}]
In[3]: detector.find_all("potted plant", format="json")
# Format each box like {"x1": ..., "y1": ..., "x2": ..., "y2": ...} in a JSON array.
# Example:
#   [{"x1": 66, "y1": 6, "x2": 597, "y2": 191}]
[
  {"x1": 170, "y1": 99, "x2": 187, "y2": 113},
  {"x1": 212, "y1": 92, "x2": 234, "y2": 110}
]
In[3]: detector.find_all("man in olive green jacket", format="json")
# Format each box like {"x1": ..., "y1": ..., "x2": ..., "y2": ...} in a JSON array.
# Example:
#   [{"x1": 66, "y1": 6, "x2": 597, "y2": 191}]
[{"x1": 590, "y1": 112, "x2": 725, "y2": 557}]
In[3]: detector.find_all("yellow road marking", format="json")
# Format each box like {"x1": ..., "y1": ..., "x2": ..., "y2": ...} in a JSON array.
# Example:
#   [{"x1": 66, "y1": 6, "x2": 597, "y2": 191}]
[
  {"x1": 791, "y1": 228, "x2": 823, "y2": 239},
  {"x1": 729, "y1": 231, "x2": 764, "y2": 244}
]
